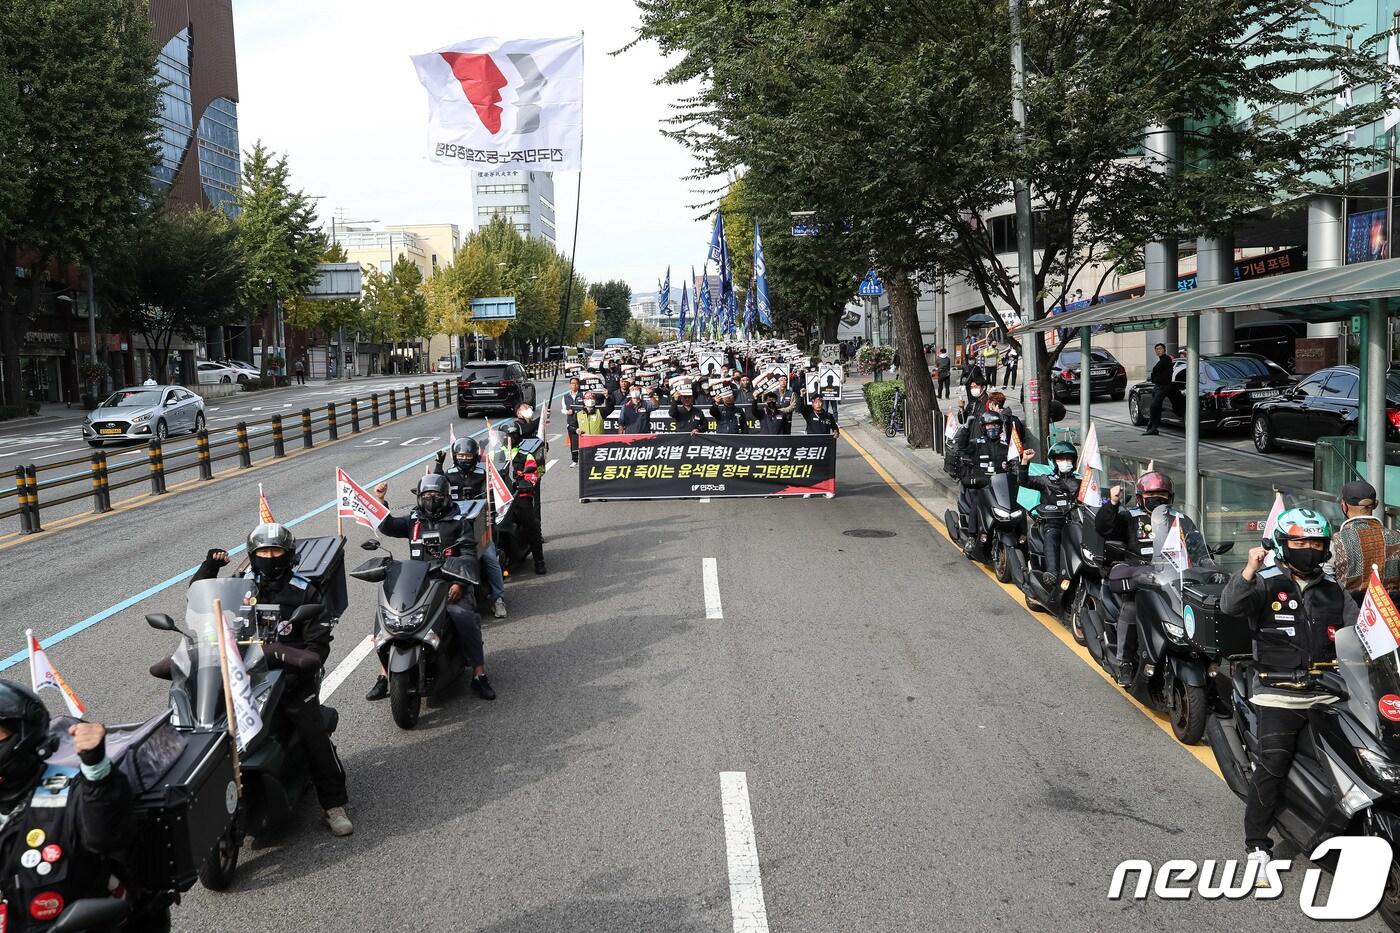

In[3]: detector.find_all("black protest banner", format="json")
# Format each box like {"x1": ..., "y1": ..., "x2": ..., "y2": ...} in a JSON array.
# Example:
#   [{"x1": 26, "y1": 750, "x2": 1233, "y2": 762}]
[{"x1": 577, "y1": 433, "x2": 836, "y2": 500}]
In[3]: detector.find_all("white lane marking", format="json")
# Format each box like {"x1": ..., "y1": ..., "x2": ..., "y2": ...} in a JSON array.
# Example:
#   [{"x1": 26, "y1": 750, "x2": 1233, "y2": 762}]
[
  {"x1": 721, "y1": 772, "x2": 770, "y2": 933},
  {"x1": 545, "y1": 458, "x2": 558, "y2": 472},
  {"x1": 547, "y1": 433, "x2": 561, "y2": 442},
  {"x1": 319, "y1": 634, "x2": 376, "y2": 703},
  {"x1": 703, "y1": 557, "x2": 723, "y2": 619},
  {"x1": 2, "y1": 443, "x2": 60, "y2": 457},
  {"x1": 699, "y1": 497, "x2": 711, "y2": 504}
]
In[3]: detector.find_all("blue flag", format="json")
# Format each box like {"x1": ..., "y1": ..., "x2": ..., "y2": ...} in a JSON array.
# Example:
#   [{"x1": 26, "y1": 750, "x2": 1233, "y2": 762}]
[
  {"x1": 743, "y1": 280, "x2": 756, "y2": 338},
  {"x1": 708, "y1": 212, "x2": 733, "y2": 320},
  {"x1": 725, "y1": 288, "x2": 738, "y2": 337},
  {"x1": 699, "y1": 263, "x2": 713, "y2": 336},
  {"x1": 659, "y1": 266, "x2": 672, "y2": 316},
  {"x1": 753, "y1": 223, "x2": 772, "y2": 328},
  {"x1": 677, "y1": 280, "x2": 689, "y2": 338}
]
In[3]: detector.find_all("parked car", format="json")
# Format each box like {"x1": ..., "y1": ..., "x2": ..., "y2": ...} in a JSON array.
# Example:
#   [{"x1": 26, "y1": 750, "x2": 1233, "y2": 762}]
[
  {"x1": 195, "y1": 360, "x2": 246, "y2": 385},
  {"x1": 1252, "y1": 365, "x2": 1400, "y2": 452},
  {"x1": 82, "y1": 384, "x2": 206, "y2": 446},
  {"x1": 435, "y1": 356, "x2": 456, "y2": 373},
  {"x1": 218, "y1": 360, "x2": 260, "y2": 377},
  {"x1": 1233, "y1": 320, "x2": 1307, "y2": 373},
  {"x1": 1126, "y1": 353, "x2": 1293, "y2": 432},
  {"x1": 1049, "y1": 346, "x2": 1127, "y2": 402},
  {"x1": 456, "y1": 361, "x2": 537, "y2": 418}
]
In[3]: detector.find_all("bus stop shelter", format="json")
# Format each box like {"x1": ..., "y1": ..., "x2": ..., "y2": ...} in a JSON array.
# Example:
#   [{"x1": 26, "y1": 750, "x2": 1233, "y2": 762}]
[{"x1": 1019, "y1": 257, "x2": 1400, "y2": 520}]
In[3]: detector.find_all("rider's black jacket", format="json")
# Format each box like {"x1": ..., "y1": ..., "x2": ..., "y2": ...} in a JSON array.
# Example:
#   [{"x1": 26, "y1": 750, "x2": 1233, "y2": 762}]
[
  {"x1": 956, "y1": 429, "x2": 1010, "y2": 486},
  {"x1": 1093, "y1": 501, "x2": 1157, "y2": 565},
  {"x1": 434, "y1": 458, "x2": 486, "y2": 499},
  {"x1": 192, "y1": 557, "x2": 330, "y2": 673},
  {"x1": 710, "y1": 402, "x2": 748, "y2": 434},
  {"x1": 668, "y1": 401, "x2": 706, "y2": 432},
  {"x1": 1221, "y1": 567, "x2": 1356, "y2": 676},
  {"x1": 380, "y1": 509, "x2": 476, "y2": 560},
  {"x1": 0, "y1": 743, "x2": 134, "y2": 933},
  {"x1": 1018, "y1": 467, "x2": 1077, "y2": 525}
]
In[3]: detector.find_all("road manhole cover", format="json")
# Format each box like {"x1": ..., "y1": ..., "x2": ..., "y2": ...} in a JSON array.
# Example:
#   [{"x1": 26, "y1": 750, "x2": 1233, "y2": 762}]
[{"x1": 842, "y1": 529, "x2": 897, "y2": 538}]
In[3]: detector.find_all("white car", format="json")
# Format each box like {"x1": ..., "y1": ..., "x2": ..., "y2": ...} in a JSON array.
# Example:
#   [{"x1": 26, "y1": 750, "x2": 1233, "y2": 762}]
[
  {"x1": 195, "y1": 361, "x2": 245, "y2": 385},
  {"x1": 82, "y1": 385, "x2": 206, "y2": 445},
  {"x1": 436, "y1": 357, "x2": 456, "y2": 373}
]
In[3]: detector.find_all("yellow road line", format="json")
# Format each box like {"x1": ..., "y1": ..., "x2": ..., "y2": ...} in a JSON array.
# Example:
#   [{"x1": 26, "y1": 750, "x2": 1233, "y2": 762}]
[
  {"x1": 842, "y1": 429, "x2": 1224, "y2": 781},
  {"x1": 0, "y1": 403, "x2": 450, "y2": 554}
]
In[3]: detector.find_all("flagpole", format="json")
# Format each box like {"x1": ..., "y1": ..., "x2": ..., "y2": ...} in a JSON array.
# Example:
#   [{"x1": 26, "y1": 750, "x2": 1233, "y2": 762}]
[{"x1": 213, "y1": 599, "x2": 244, "y2": 798}]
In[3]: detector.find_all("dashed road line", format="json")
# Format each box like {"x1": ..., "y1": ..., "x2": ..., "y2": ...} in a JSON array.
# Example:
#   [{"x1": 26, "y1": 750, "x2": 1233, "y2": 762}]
[
  {"x1": 703, "y1": 557, "x2": 723, "y2": 619},
  {"x1": 720, "y1": 772, "x2": 770, "y2": 933}
]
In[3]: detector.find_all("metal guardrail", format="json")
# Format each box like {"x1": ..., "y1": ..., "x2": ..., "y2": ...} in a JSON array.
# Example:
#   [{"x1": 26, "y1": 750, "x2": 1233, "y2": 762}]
[{"x1": 0, "y1": 378, "x2": 457, "y2": 534}]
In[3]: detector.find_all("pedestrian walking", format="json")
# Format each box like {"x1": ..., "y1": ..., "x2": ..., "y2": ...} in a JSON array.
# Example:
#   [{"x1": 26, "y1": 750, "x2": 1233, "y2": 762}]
[
  {"x1": 294, "y1": 358, "x2": 306, "y2": 385},
  {"x1": 1002, "y1": 346, "x2": 1019, "y2": 386},
  {"x1": 562, "y1": 377, "x2": 584, "y2": 466},
  {"x1": 1143, "y1": 342, "x2": 1175, "y2": 435}
]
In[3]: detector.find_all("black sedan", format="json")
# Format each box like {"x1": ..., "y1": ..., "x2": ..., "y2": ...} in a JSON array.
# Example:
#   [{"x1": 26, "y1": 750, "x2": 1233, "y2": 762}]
[
  {"x1": 457, "y1": 361, "x2": 537, "y2": 417},
  {"x1": 1127, "y1": 353, "x2": 1293, "y2": 433},
  {"x1": 1050, "y1": 347, "x2": 1128, "y2": 401},
  {"x1": 1252, "y1": 365, "x2": 1400, "y2": 452}
]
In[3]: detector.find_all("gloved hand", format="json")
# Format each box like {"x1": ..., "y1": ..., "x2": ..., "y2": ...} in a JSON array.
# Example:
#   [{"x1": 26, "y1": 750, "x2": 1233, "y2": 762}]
[{"x1": 206, "y1": 548, "x2": 230, "y2": 567}]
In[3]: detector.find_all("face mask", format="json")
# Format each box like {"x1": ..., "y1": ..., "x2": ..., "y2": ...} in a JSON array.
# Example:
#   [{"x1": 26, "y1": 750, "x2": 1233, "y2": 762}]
[
  {"x1": 455, "y1": 456, "x2": 476, "y2": 470},
  {"x1": 1284, "y1": 545, "x2": 1326, "y2": 576},
  {"x1": 518, "y1": 406, "x2": 534, "y2": 420},
  {"x1": 970, "y1": 387, "x2": 983, "y2": 398},
  {"x1": 419, "y1": 494, "x2": 447, "y2": 516},
  {"x1": 1142, "y1": 495, "x2": 1170, "y2": 513},
  {"x1": 584, "y1": 399, "x2": 596, "y2": 410},
  {"x1": 252, "y1": 552, "x2": 293, "y2": 581},
  {"x1": 1054, "y1": 459, "x2": 1075, "y2": 475},
  {"x1": 984, "y1": 427, "x2": 1002, "y2": 442}
]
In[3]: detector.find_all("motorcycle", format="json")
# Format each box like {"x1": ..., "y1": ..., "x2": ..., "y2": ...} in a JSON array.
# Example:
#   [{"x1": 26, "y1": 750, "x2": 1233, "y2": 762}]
[
  {"x1": 1208, "y1": 626, "x2": 1400, "y2": 929},
  {"x1": 1075, "y1": 508, "x2": 1236, "y2": 743},
  {"x1": 351, "y1": 538, "x2": 481, "y2": 730},
  {"x1": 1009, "y1": 500, "x2": 1099, "y2": 630},
  {"x1": 944, "y1": 471, "x2": 1024, "y2": 583}
]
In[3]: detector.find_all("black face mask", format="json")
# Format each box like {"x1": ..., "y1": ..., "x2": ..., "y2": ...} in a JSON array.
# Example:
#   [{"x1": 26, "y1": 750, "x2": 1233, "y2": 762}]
[
  {"x1": 252, "y1": 552, "x2": 294, "y2": 582},
  {"x1": 1284, "y1": 546, "x2": 1327, "y2": 577},
  {"x1": 419, "y1": 494, "x2": 449, "y2": 518},
  {"x1": 1142, "y1": 496, "x2": 1170, "y2": 513},
  {"x1": 0, "y1": 737, "x2": 43, "y2": 805},
  {"x1": 983, "y1": 428, "x2": 1002, "y2": 442},
  {"x1": 454, "y1": 456, "x2": 476, "y2": 471}
]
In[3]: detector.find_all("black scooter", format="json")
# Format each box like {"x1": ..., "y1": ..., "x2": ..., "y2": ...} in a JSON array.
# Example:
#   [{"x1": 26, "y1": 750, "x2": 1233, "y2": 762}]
[
  {"x1": 1208, "y1": 627, "x2": 1400, "y2": 929},
  {"x1": 1010, "y1": 501, "x2": 1097, "y2": 626},
  {"x1": 944, "y1": 471, "x2": 1024, "y2": 583},
  {"x1": 352, "y1": 539, "x2": 480, "y2": 729}
]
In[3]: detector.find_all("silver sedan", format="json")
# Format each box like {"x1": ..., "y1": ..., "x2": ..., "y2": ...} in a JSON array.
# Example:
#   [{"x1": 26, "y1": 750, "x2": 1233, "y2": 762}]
[{"x1": 82, "y1": 384, "x2": 206, "y2": 447}]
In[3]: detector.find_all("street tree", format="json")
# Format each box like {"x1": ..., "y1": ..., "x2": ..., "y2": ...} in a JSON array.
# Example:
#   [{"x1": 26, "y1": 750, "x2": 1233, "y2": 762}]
[
  {"x1": 104, "y1": 207, "x2": 244, "y2": 378},
  {"x1": 587, "y1": 280, "x2": 633, "y2": 338},
  {"x1": 0, "y1": 0, "x2": 160, "y2": 406},
  {"x1": 285, "y1": 241, "x2": 361, "y2": 338},
  {"x1": 361, "y1": 255, "x2": 427, "y2": 373}
]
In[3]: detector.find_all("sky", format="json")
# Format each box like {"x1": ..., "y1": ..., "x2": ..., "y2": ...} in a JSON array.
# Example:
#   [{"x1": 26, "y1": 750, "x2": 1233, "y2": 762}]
[{"x1": 232, "y1": 0, "x2": 714, "y2": 299}]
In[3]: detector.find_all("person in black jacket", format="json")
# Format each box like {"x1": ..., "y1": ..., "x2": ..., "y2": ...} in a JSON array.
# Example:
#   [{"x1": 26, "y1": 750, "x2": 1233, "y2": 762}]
[
  {"x1": 1143, "y1": 342, "x2": 1175, "y2": 435},
  {"x1": 669, "y1": 386, "x2": 706, "y2": 433},
  {"x1": 710, "y1": 387, "x2": 748, "y2": 434},
  {"x1": 954, "y1": 410, "x2": 1011, "y2": 545},
  {"x1": 753, "y1": 391, "x2": 785, "y2": 433},
  {"x1": 1219, "y1": 509, "x2": 1356, "y2": 873},
  {"x1": 1017, "y1": 440, "x2": 1079, "y2": 599},
  {"x1": 774, "y1": 375, "x2": 797, "y2": 434},
  {"x1": 0, "y1": 683, "x2": 151, "y2": 931},
  {"x1": 189, "y1": 523, "x2": 352, "y2": 835},
  {"x1": 432, "y1": 436, "x2": 507, "y2": 621},
  {"x1": 618, "y1": 386, "x2": 653, "y2": 434},
  {"x1": 796, "y1": 388, "x2": 839, "y2": 435},
  {"x1": 935, "y1": 348, "x2": 952, "y2": 398}
]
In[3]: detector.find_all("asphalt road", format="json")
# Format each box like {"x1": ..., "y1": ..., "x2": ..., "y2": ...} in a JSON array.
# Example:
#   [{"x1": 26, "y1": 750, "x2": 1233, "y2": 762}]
[{"x1": 1, "y1": 390, "x2": 1379, "y2": 931}]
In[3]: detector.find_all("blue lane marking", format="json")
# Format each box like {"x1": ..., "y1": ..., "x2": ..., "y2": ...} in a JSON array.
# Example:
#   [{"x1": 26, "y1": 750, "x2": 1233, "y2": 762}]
[{"x1": 0, "y1": 393, "x2": 559, "y2": 671}]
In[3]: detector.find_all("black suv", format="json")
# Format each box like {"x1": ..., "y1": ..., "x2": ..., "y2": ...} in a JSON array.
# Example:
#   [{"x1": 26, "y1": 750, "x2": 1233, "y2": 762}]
[
  {"x1": 1127, "y1": 353, "x2": 1293, "y2": 432},
  {"x1": 1252, "y1": 365, "x2": 1400, "y2": 452},
  {"x1": 1050, "y1": 346, "x2": 1128, "y2": 401},
  {"x1": 457, "y1": 361, "x2": 537, "y2": 417}
]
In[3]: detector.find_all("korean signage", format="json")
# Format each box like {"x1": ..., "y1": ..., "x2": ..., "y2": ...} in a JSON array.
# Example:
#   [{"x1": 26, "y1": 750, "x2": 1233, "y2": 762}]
[{"x1": 577, "y1": 434, "x2": 836, "y2": 500}]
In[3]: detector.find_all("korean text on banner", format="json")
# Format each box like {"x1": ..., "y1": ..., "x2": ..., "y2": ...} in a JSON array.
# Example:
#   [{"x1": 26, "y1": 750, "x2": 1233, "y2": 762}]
[
  {"x1": 26, "y1": 631, "x2": 86, "y2": 718},
  {"x1": 222, "y1": 616, "x2": 263, "y2": 752},
  {"x1": 337, "y1": 468, "x2": 389, "y2": 532},
  {"x1": 412, "y1": 36, "x2": 583, "y2": 171},
  {"x1": 1357, "y1": 568, "x2": 1400, "y2": 660},
  {"x1": 577, "y1": 433, "x2": 836, "y2": 500}
]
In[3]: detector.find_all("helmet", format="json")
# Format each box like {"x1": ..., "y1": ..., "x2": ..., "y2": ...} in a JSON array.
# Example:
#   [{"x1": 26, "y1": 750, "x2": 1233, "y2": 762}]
[
  {"x1": 1273, "y1": 507, "x2": 1332, "y2": 557},
  {"x1": 1135, "y1": 471, "x2": 1174, "y2": 510},
  {"x1": 416, "y1": 474, "x2": 452, "y2": 519},
  {"x1": 501, "y1": 419, "x2": 524, "y2": 450},
  {"x1": 979, "y1": 411, "x2": 1002, "y2": 427},
  {"x1": 247, "y1": 522, "x2": 294, "y2": 555},
  {"x1": 0, "y1": 682, "x2": 57, "y2": 806},
  {"x1": 1047, "y1": 441, "x2": 1077, "y2": 461},
  {"x1": 451, "y1": 436, "x2": 481, "y2": 469}
]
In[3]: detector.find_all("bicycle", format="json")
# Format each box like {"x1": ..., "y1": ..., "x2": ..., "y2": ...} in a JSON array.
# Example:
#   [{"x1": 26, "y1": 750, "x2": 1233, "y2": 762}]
[{"x1": 886, "y1": 389, "x2": 905, "y2": 437}]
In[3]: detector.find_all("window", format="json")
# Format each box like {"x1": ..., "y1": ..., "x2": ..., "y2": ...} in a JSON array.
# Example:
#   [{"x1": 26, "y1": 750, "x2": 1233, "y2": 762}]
[
  {"x1": 478, "y1": 205, "x2": 528, "y2": 217},
  {"x1": 1205, "y1": 357, "x2": 1278, "y2": 382},
  {"x1": 379, "y1": 260, "x2": 392, "y2": 275},
  {"x1": 1322, "y1": 371, "x2": 1359, "y2": 401},
  {"x1": 1293, "y1": 373, "x2": 1329, "y2": 398},
  {"x1": 476, "y1": 184, "x2": 529, "y2": 194}
]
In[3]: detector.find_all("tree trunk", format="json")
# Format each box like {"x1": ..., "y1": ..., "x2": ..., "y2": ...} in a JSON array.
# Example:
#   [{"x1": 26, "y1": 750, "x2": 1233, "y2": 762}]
[
  {"x1": 0, "y1": 239, "x2": 22, "y2": 407},
  {"x1": 887, "y1": 273, "x2": 938, "y2": 448}
]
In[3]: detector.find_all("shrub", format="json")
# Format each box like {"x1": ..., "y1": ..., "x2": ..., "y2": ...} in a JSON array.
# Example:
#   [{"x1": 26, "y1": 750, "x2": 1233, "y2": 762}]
[
  {"x1": 855, "y1": 344, "x2": 895, "y2": 376},
  {"x1": 864, "y1": 379, "x2": 904, "y2": 426}
]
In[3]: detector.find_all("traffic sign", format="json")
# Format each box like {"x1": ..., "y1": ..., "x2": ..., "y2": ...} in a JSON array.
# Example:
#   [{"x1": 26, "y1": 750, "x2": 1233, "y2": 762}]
[
  {"x1": 858, "y1": 270, "x2": 884, "y2": 297},
  {"x1": 792, "y1": 223, "x2": 820, "y2": 237}
]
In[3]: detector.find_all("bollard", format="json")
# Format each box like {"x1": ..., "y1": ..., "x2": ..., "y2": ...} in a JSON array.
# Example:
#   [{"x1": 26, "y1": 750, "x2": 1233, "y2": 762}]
[
  {"x1": 371, "y1": 393, "x2": 381, "y2": 427},
  {"x1": 327, "y1": 402, "x2": 339, "y2": 440},
  {"x1": 14, "y1": 469, "x2": 32, "y2": 534},
  {"x1": 196, "y1": 430, "x2": 213, "y2": 480},
  {"x1": 94, "y1": 451, "x2": 111, "y2": 512},
  {"x1": 147, "y1": 439, "x2": 167, "y2": 495},
  {"x1": 272, "y1": 415, "x2": 286, "y2": 457},
  {"x1": 389, "y1": 389, "x2": 398, "y2": 421},
  {"x1": 433, "y1": 382, "x2": 441, "y2": 408},
  {"x1": 23, "y1": 465, "x2": 41, "y2": 532},
  {"x1": 405, "y1": 386, "x2": 414, "y2": 417},
  {"x1": 419, "y1": 384, "x2": 427, "y2": 412},
  {"x1": 350, "y1": 398, "x2": 361, "y2": 433},
  {"x1": 236, "y1": 422, "x2": 252, "y2": 467},
  {"x1": 301, "y1": 408, "x2": 313, "y2": 449},
  {"x1": 89, "y1": 454, "x2": 106, "y2": 513}
]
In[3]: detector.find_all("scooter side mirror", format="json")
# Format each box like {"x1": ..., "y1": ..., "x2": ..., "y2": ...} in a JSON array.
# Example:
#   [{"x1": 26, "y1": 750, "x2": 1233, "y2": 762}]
[
  {"x1": 48, "y1": 898, "x2": 130, "y2": 933},
  {"x1": 360, "y1": 539, "x2": 381, "y2": 551},
  {"x1": 288, "y1": 603, "x2": 323, "y2": 625},
  {"x1": 145, "y1": 613, "x2": 177, "y2": 632},
  {"x1": 1210, "y1": 542, "x2": 1235, "y2": 556},
  {"x1": 349, "y1": 558, "x2": 389, "y2": 583}
]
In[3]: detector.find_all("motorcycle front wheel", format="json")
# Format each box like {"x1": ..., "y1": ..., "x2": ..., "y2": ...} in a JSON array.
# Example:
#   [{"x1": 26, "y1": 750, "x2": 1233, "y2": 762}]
[
  {"x1": 1375, "y1": 842, "x2": 1400, "y2": 931},
  {"x1": 1068, "y1": 583, "x2": 1088, "y2": 646},
  {"x1": 1170, "y1": 680, "x2": 1208, "y2": 745},
  {"x1": 993, "y1": 538, "x2": 1012, "y2": 583},
  {"x1": 390, "y1": 669, "x2": 421, "y2": 730},
  {"x1": 198, "y1": 816, "x2": 242, "y2": 891}
]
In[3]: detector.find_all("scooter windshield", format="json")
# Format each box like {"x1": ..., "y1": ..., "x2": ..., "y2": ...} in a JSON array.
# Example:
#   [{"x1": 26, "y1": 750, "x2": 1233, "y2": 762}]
[
  {"x1": 1337, "y1": 626, "x2": 1400, "y2": 744},
  {"x1": 1149, "y1": 506, "x2": 1214, "y2": 569},
  {"x1": 383, "y1": 560, "x2": 433, "y2": 614},
  {"x1": 175, "y1": 578, "x2": 267, "y2": 728}
]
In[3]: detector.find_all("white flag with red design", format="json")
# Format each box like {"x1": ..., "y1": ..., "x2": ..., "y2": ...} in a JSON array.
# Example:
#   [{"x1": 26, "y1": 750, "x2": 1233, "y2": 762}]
[
  {"x1": 1161, "y1": 515, "x2": 1190, "y2": 572},
  {"x1": 336, "y1": 468, "x2": 389, "y2": 532},
  {"x1": 220, "y1": 616, "x2": 263, "y2": 751},
  {"x1": 27, "y1": 630, "x2": 86, "y2": 718},
  {"x1": 1076, "y1": 422, "x2": 1103, "y2": 505},
  {"x1": 1357, "y1": 568, "x2": 1400, "y2": 660},
  {"x1": 486, "y1": 453, "x2": 514, "y2": 519},
  {"x1": 411, "y1": 36, "x2": 584, "y2": 172},
  {"x1": 1261, "y1": 491, "x2": 1286, "y2": 567},
  {"x1": 1005, "y1": 423, "x2": 1024, "y2": 466}
]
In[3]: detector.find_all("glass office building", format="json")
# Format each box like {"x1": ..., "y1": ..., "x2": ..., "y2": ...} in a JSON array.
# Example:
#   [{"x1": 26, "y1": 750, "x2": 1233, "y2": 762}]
[{"x1": 150, "y1": 28, "x2": 241, "y2": 216}]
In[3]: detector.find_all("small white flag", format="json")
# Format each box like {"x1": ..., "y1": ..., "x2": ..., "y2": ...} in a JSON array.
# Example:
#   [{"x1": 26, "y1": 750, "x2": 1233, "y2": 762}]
[
  {"x1": 1357, "y1": 567, "x2": 1400, "y2": 660},
  {"x1": 1076, "y1": 423, "x2": 1103, "y2": 505},
  {"x1": 27, "y1": 631, "x2": 86, "y2": 719},
  {"x1": 1006, "y1": 422, "x2": 1025, "y2": 466},
  {"x1": 486, "y1": 452, "x2": 514, "y2": 519},
  {"x1": 1161, "y1": 515, "x2": 1191, "y2": 572},
  {"x1": 221, "y1": 616, "x2": 263, "y2": 751},
  {"x1": 336, "y1": 467, "x2": 390, "y2": 532},
  {"x1": 1261, "y1": 491, "x2": 1286, "y2": 567}
]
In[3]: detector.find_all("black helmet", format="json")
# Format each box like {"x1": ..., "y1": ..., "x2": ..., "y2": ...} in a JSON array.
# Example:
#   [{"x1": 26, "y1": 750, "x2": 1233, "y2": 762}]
[
  {"x1": 451, "y1": 436, "x2": 481, "y2": 469},
  {"x1": 416, "y1": 473, "x2": 452, "y2": 519},
  {"x1": 0, "y1": 682, "x2": 57, "y2": 806},
  {"x1": 247, "y1": 522, "x2": 296, "y2": 582},
  {"x1": 502, "y1": 419, "x2": 524, "y2": 449}
]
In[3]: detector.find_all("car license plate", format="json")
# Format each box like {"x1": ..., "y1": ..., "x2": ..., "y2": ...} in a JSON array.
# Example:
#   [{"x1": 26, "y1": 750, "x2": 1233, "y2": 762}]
[
  {"x1": 1250, "y1": 389, "x2": 1278, "y2": 399},
  {"x1": 474, "y1": 389, "x2": 494, "y2": 396},
  {"x1": 1091, "y1": 368, "x2": 1109, "y2": 377},
  {"x1": 98, "y1": 427, "x2": 122, "y2": 435}
]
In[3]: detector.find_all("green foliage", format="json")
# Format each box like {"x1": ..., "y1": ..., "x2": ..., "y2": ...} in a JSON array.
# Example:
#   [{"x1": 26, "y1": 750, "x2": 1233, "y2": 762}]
[
  {"x1": 587, "y1": 280, "x2": 633, "y2": 338},
  {"x1": 856, "y1": 344, "x2": 895, "y2": 375},
  {"x1": 234, "y1": 142, "x2": 326, "y2": 317},
  {"x1": 104, "y1": 208, "x2": 244, "y2": 372},
  {"x1": 361, "y1": 255, "x2": 427, "y2": 346},
  {"x1": 623, "y1": 319, "x2": 665, "y2": 346},
  {"x1": 864, "y1": 379, "x2": 904, "y2": 426}
]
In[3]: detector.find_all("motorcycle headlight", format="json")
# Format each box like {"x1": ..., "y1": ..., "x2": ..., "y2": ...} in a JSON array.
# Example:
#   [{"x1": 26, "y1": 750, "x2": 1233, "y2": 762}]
[
  {"x1": 384, "y1": 610, "x2": 426, "y2": 633},
  {"x1": 1082, "y1": 546, "x2": 1096, "y2": 561},
  {"x1": 1357, "y1": 748, "x2": 1400, "y2": 792},
  {"x1": 992, "y1": 506, "x2": 1018, "y2": 520},
  {"x1": 1163, "y1": 621, "x2": 1187, "y2": 641},
  {"x1": 130, "y1": 413, "x2": 151, "y2": 425}
]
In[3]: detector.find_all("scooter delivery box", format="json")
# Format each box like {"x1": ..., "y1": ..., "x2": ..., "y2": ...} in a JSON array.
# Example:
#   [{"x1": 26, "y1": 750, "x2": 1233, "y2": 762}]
[
  {"x1": 293, "y1": 535, "x2": 348, "y2": 622},
  {"x1": 1180, "y1": 571, "x2": 1251, "y2": 658}
]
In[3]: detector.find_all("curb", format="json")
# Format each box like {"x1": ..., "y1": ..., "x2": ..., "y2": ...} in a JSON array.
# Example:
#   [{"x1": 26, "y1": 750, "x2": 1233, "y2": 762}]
[{"x1": 848, "y1": 421, "x2": 962, "y2": 501}]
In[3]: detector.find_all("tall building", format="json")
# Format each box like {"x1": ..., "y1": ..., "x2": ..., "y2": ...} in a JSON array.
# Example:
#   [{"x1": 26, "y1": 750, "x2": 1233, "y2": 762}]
[
  {"x1": 470, "y1": 170, "x2": 556, "y2": 245},
  {"x1": 148, "y1": 1, "x2": 241, "y2": 215}
]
